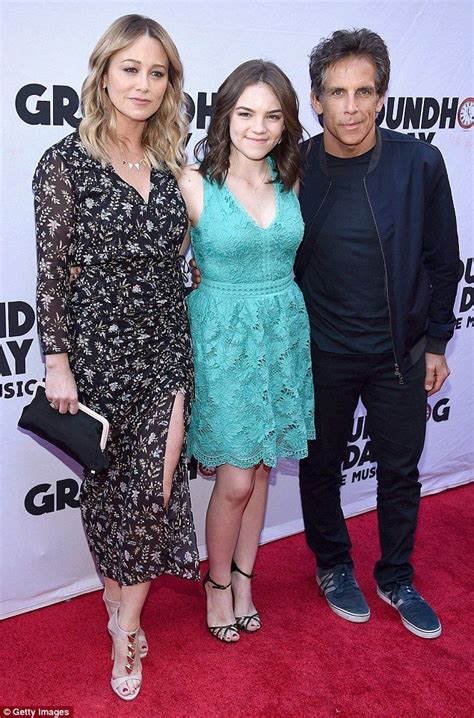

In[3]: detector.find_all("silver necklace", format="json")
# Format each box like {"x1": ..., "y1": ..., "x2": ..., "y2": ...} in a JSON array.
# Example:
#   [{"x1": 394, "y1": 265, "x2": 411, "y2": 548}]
[{"x1": 228, "y1": 170, "x2": 269, "y2": 192}]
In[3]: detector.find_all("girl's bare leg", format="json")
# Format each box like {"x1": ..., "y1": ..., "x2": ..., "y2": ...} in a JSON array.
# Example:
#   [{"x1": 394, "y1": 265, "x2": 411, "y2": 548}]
[
  {"x1": 232, "y1": 464, "x2": 270, "y2": 629},
  {"x1": 205, "y1": 464, "x2": 255, "y2": 640}
]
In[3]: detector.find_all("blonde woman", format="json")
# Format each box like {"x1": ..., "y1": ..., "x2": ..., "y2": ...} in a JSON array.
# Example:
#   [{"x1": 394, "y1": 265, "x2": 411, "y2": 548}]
[{"x1": 33, "y1": 15, "x2": 199, "y2": 700}]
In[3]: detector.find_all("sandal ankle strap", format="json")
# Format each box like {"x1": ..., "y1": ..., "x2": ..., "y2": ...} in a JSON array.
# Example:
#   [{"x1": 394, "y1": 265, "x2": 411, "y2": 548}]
[
  {"x1": 231, "y1": 560, "x2": 255, "y2": 579},
  {"x1": 108, "y1": 609, "x2": 139, "y2": 642},
  {"x1": 103, "y1": 591, "x2": 120, "y2": 610},
  {"x1": 202, "y1": 571, "x2": 231, "y2": 590}
]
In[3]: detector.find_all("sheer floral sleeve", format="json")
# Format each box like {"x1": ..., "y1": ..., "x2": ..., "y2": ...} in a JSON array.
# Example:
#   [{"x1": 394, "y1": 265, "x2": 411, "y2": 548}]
[{"x1": 33, "y1": 148, "x2": 75, "y2": 354}]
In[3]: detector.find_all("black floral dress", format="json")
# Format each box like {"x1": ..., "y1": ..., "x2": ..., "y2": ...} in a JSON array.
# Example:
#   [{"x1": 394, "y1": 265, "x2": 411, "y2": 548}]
[{"x1": 33, "y1": 131, "x2": 199, "y2": 585}]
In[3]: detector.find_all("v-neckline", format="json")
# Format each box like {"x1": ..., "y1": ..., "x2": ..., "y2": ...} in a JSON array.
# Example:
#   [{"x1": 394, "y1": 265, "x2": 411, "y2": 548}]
[
  {"x1": 109, "y1": 165, "x2": 153, "y2": 206},
  {"x1": 223, "y1": 161, "x2": 279, "y2": 231}
]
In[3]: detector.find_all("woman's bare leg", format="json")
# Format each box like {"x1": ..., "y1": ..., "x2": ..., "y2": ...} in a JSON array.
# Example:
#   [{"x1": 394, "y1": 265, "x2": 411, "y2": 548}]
[
  {"x1": 103, "y1": 577, "x2": 121, "y2": 608},
  {"x1": 109, "y1": 391, "x2": 185, "y2": 694},
  {"x1": 163, "y1": 391, "x2": 185, "y2": 507}
]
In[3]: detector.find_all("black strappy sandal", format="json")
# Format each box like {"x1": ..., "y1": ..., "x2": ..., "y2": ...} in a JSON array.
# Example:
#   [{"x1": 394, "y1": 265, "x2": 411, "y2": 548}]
[
  {"x1": 231, "y1": 560, "x2": 262, "y2": 633},
  {"x1": 202, "y1": 571, "x2": 240, "y2": 643}
]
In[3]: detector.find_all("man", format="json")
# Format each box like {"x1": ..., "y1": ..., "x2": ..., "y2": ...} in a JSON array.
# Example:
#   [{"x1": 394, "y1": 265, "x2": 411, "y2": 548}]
[{"x1": 295, "y1": 29, "x2": 461, "y2": 639}]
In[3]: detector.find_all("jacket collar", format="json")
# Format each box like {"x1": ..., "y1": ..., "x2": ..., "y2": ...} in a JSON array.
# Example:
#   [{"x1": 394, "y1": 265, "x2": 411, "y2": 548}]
[{"x1": 317, "y1": 125, "x2": 382, "y2": 176}]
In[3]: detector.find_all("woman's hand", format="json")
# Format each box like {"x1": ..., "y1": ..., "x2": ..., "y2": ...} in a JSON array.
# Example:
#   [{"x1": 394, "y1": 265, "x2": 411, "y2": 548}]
[
  {"x1": 69, "y1": 265, "x2": 81, "y2": 283},
  {"x1": 45, "y1": 353, "x2": 79, "y2": 414},
  {"x1": 189, "y1": 258, "x2": 201, "y2": 289}
]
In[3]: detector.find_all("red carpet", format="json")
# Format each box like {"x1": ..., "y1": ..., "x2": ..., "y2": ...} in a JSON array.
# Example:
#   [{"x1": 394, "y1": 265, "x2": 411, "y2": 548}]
[{"x1": 2, "y1": 484, "x2": 473, "y2": 717}]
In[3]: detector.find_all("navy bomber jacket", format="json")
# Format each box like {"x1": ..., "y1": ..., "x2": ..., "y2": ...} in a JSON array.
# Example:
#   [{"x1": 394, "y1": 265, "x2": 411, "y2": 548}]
[{"x1": 295, "y1": 127, "x2": 462, "y2": 377}]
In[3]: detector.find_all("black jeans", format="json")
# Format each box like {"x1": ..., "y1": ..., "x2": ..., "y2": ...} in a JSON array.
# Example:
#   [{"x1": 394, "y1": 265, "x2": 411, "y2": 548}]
[{"x1": 299, "y1": 345, "x2": 427, "y2": 590}]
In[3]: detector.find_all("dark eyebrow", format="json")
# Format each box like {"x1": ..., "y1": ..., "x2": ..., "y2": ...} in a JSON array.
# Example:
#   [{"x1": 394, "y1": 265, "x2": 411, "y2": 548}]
[
  {"x1": 326, "y1": 84, "x2": 375, "y2": 92},
  {"x1": 235, "y1": 105, "x2": 283, "y2": 113},
  {"x1": 121, "y1": 58, "x2": 167, "y2": 69}
]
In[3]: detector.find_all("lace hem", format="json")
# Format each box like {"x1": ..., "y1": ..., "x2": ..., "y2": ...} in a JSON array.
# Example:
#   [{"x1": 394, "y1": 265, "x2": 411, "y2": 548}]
[{"x1": 190, "y1": 431, "x2": 315, "y2": 470}]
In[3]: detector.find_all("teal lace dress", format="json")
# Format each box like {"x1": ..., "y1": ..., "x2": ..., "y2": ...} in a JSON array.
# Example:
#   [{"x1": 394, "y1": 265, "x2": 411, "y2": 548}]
[{"x1": 187, "y1": 169, "x2": 315, "y2": 468}]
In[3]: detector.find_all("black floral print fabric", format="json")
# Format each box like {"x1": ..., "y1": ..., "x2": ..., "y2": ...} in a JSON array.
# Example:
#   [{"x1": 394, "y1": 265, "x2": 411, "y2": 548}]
[{"x1": 33, "y1": 131, "x2": 199, "y2": 585}]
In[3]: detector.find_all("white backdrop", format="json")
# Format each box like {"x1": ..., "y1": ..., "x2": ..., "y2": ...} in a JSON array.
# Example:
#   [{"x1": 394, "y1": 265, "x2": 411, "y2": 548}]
[{"x1": 1, "y1": 0, "x2": 472, "y2": 619}]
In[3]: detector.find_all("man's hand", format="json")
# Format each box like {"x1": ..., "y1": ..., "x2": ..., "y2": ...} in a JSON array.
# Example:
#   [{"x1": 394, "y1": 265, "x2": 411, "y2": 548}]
[
  {"x1": 424, "y1": 352, "x2": 450, "y2": 396},
  {"x1": 189, "y1": 258, "x2": 201, "y2": 289}
]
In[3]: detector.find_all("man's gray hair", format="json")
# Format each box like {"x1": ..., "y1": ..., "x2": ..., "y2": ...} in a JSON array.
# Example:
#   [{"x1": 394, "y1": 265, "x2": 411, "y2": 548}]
[{"x1": 309, "y1": 28, "x2": 390, "y2": 98}]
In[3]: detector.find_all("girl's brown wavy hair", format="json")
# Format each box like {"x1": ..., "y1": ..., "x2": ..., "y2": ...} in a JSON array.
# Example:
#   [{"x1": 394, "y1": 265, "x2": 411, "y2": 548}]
[
  {"x1": 79, "y1": 14, "x2": 187, "y2": 175},
  {"x1": 195, "y1": 60, "x2": 302, "y2": 190}
]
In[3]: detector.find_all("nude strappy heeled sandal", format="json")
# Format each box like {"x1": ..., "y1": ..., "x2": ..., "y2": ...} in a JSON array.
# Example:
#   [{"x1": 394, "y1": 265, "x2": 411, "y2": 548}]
[
  {"x1": 103, "y1": 591, "x2": 149, "y2": 658},
  {"x1": 108, "y1": 609, "x2": 142, "y2": 701}
]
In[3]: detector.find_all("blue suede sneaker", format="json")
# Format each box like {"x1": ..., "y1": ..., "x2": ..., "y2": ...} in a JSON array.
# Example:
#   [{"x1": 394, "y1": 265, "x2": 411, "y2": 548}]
[
  {"x1": 377, "y1": 583, "x2": 442, "y2": 639},
  {"x1": 317, "y1": 565, "x2": 370, "y2": 623}
]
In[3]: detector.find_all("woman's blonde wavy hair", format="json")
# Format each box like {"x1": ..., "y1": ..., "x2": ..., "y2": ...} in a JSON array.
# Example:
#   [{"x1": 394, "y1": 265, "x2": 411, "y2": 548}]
[{"x1": 79, "y1": 14, "x2": 187, "y2": 175}]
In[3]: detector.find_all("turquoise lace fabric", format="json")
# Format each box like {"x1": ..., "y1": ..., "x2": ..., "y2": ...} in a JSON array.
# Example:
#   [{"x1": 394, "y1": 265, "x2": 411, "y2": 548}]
[{"x1": 187, "y1": 168, "x2": 315, "y2": 468}]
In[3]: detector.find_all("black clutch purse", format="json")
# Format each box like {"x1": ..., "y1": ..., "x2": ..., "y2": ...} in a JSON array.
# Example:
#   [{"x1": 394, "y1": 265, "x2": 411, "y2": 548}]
[{"x1": 18, "y1": 382, "x2": 110, "y2": 475}]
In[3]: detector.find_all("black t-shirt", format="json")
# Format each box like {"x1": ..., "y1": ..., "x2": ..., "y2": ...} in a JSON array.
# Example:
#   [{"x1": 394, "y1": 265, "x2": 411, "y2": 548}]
[{"x1": 301, "y1": 149, "x2": 392, "y2": 354}]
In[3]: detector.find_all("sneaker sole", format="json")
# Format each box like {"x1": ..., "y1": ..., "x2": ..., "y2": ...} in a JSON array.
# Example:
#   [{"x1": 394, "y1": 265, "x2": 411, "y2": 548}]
[
  {"x1": 316, "y1": 577, "x2": 370, "y2": 623},
  {"x1": 376, "y1": 586, "x2": 442, "y2": 639}
]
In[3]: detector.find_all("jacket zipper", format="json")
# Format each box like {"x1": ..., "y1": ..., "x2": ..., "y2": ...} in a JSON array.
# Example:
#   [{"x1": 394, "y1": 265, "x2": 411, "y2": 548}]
[
  {"x1": 295, "y1": 182, "x2": 332, "y2": 277},
  {"x1": 363, "y1": 178, "x2": 404, "y2": 384}
]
